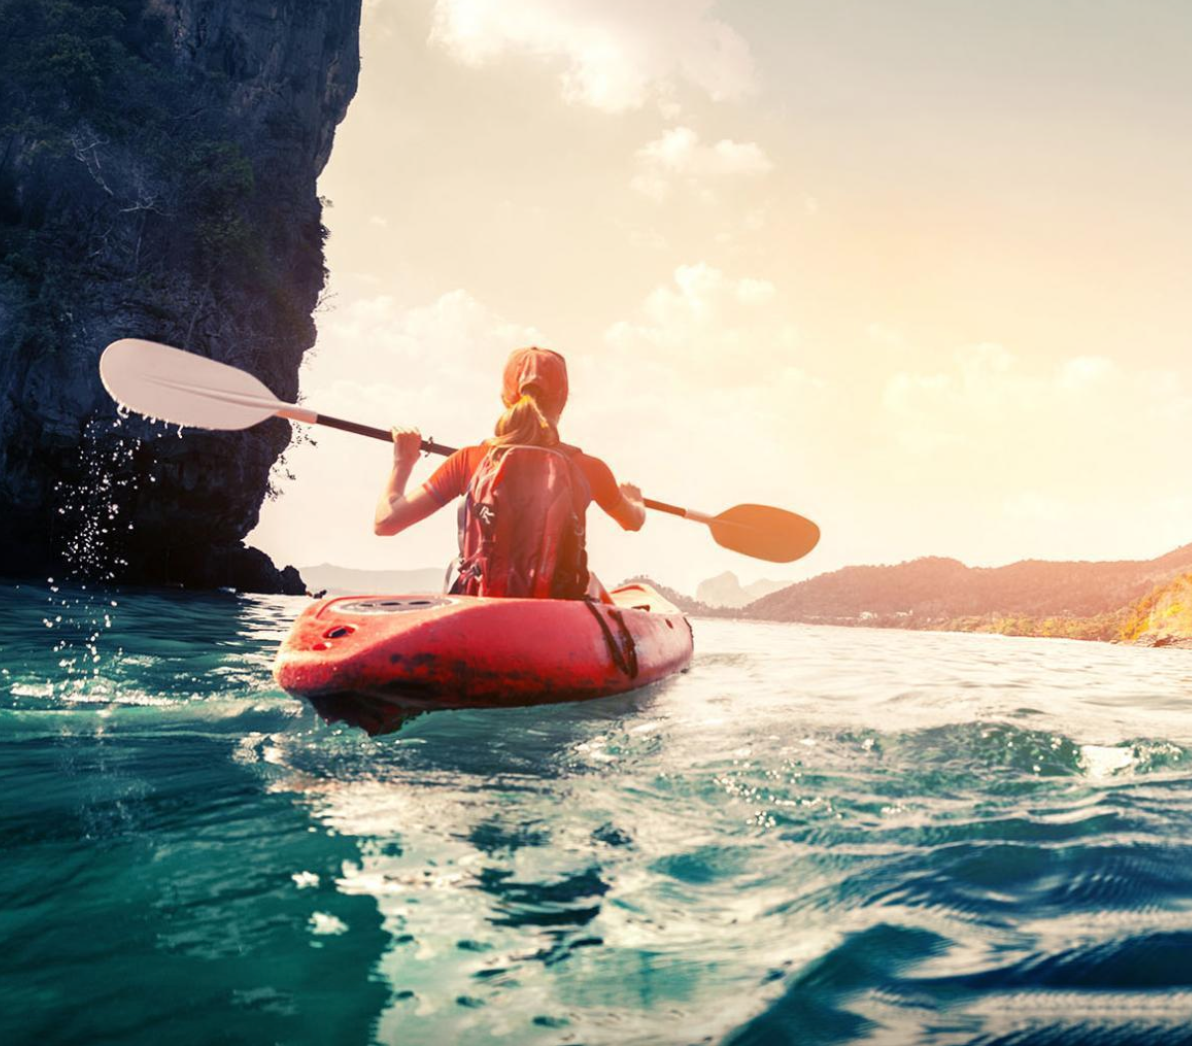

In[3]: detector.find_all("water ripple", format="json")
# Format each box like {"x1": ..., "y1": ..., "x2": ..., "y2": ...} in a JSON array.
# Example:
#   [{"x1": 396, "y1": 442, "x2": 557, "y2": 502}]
[{"x1": 4, "y1": 584, "x2": 1192, "y2": 1044}]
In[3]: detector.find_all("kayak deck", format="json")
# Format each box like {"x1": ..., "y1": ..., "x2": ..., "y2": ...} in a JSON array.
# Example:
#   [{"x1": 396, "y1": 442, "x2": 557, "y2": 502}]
[{"x1": 273, "y1": 582, "x2": 693, "y2": 721}]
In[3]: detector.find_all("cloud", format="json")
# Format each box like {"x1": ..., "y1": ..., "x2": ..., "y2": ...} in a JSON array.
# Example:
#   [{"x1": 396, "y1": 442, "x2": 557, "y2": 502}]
[
  {"x1": 1057, "y1": 355, "x2": 1114, "y2": 391},
  {"x1": 429, "y1": 0, "x2": 756, "y2": 113},
  {"x1": 866, "y1": 322, "x2": 904, "y2": 348},
  {"x1": 879, "y1": 345, "x2": 1192, "y2": 499},
  {"x1": 883, "y1": 344, "x2": 1041, "y2": 429},
  {"x1": 632, "y1": 126, "x2": 773, "y2": 200},
  {"x1": 308, "y1": 289, "x2": 543, "y2": 417},
  {"x1": 882, "y1": 343, "x2": 1055, "y2": 457},
  {"x1": 864, "y1": 344, "x2": 1192, "y2": 563},
  {"x1": 604, "y1": 264, "x2": 814, "y2": 398},
  {"x1": 736, "y1": 277, "x2": 776, "y2": 305}
]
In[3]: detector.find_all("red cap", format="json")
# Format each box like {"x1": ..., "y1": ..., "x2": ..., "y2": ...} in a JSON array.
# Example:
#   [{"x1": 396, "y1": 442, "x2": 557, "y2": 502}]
[{"x1": 501, "y1": 347, "x2": 569, "y2": 419}]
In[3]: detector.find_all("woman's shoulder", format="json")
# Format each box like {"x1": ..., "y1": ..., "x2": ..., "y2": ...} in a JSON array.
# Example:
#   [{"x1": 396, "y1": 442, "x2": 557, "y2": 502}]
[
  {"x1": 569, "y1": 449, "x2": 616, "y2": 486},
  {"x1": 570, "y1": 447, "x2": 610, "y2": 470},
  {"x1": 557, "y1": 441, "x2": 595, "y2": 461}
]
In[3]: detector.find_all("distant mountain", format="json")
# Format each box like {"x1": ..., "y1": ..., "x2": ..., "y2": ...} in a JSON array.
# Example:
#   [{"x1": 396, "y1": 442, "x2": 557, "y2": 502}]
[
  {"x1": 696, "y1": 571, "x2": 787, "y2": 609},
  {"x1": 747, "y1": 543, "x2": 1192, "y2": 641},
  {"x1": 300, "y1": 563, "x2": 447, "y2": 597}
]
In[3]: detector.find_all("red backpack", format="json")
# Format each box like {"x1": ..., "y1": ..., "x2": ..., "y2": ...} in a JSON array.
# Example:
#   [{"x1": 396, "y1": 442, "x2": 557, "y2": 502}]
[{"x1": 452, "y1": 444, "x2": 591, "y2": 599}]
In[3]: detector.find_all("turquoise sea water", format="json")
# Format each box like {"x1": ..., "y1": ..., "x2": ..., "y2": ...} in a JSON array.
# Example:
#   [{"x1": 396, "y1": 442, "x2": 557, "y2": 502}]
[{"x1": 4, "y1": 580, "x2": 1192, "y2": 1045}]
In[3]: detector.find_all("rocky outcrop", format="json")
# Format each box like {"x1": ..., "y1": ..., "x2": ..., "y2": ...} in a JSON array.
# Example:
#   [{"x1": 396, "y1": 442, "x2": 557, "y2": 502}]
[
  {"x1": 1119, "y1": 572, "x2": 1192, "y2": 647},
  {"x1": 0, "y1": 0, "x2": 362, "y2": 592},
  {"x1": 695, "y1": 570, "x2": 786, "y2": 609},
  {"x1": 619, "y1": 576, "x2": 726, "y2": 618}
]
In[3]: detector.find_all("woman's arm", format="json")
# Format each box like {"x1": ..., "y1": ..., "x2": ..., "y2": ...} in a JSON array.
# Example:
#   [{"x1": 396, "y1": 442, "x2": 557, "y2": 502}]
[
  {"x1": 374, "y1": 427, "x2": 442, "y2": 536},
  {"x1": 584, "y1": 456, "x2": 647, "y2": 531}
]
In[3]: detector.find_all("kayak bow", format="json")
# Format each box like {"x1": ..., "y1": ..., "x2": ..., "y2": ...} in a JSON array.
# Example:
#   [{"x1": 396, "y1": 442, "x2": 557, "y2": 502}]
[{"x1": 274, "y1": 582, "x2": 693, "y2": 721}]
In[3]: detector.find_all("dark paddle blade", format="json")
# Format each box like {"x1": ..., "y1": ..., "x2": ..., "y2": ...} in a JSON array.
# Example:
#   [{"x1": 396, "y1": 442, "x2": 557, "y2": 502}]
[{"x1": 709, "y1": 503, "x2": 820, "y2": 563}]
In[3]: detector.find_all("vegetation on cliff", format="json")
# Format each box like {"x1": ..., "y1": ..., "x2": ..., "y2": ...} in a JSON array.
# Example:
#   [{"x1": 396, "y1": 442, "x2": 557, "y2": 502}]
[
  {"x1": 0, "y1": 0, "x2": 361, "y2": 591},
  {"x1": 1, "y1": 0, "x2": 268, "y2": 356}
]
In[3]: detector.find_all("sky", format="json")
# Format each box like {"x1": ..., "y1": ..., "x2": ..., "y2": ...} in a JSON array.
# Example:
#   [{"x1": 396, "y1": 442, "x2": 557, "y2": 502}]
[{"x1": 249, "y1": 0, "x2": 1192, "y2": 595}]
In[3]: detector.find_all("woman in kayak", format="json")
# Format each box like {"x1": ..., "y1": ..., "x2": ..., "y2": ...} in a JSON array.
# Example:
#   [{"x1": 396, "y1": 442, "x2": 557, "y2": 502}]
[{"x1": 374, "y1": 347, "x2": 645, "y2": 599}]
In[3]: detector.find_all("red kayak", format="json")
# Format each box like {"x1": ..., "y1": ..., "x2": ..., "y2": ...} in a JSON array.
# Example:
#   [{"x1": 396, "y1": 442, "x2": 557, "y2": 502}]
[{"x1": 273, "y1": 582, "x2": 693, "y2": 727}]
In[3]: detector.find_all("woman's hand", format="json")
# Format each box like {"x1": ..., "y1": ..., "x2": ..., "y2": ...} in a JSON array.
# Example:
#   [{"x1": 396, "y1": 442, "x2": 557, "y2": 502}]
[
  {"x1": 618, "y1": 482, "x2": 646, "y2": 531},
  {"x1": 376, "y1": 426, "x2": 440, "y2": 536},
  {"x1": 390, "y1": 426, "x2": 422, "y2": 466}
]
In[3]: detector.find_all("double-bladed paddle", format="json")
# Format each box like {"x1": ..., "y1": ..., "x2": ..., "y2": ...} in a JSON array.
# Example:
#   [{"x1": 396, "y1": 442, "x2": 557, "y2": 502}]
[{"x1": 99, "y1": 338, "x2": 820, "y2": 563}]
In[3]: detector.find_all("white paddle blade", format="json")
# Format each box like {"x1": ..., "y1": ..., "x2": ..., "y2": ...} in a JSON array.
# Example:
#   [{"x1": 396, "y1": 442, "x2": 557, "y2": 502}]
[{"x1": 99, "y1": 339, "x2": 288, "y2": 430}]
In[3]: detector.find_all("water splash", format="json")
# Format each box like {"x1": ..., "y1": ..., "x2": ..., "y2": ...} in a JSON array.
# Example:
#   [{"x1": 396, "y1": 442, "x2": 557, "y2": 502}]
[
  {"x1": 52, "y1": 413, "x2": 145, "y2": 582},
  {"x1": 41, "y1": 413, "x2": 149, "y2": 699}
]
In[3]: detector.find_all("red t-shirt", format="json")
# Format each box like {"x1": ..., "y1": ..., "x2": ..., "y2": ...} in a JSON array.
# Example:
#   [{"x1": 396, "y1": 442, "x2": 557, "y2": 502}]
[{"x1": 422, "y1": 444, "x2": 639, "y2": 529}]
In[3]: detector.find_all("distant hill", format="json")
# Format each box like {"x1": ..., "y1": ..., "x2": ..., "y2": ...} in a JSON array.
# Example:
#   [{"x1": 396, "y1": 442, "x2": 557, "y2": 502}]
[
  {"x1": 300, "y1": 563, "x2": 446, "y2": 597},
  {"x1": 695, "y1": 571, "x2": 787, "y2": 609},
  {"x1": 747, "y1": 543, "x2": 1192, "y2": 641}
]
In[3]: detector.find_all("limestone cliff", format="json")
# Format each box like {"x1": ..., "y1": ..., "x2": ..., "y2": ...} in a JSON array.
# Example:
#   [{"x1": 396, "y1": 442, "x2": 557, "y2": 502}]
[{"x1": 0, "y1": 0, "x2": 361, "y2": 591}]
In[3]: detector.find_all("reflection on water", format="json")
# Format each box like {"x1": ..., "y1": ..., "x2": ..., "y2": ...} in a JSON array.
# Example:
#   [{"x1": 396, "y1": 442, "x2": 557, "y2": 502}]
[{"x1": 4, "y1": 580, "x2": 1192, "y2": 1044}]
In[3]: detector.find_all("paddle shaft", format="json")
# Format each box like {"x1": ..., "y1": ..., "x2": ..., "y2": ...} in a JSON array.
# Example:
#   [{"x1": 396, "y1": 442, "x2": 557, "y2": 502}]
[
  {"x1": 310, "y1": 411, "x2": 458, "y2": 457},
  {"x1": 642, "y1": 498, "x2": 712, "y2": 523}
]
